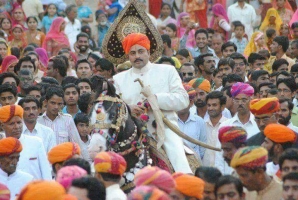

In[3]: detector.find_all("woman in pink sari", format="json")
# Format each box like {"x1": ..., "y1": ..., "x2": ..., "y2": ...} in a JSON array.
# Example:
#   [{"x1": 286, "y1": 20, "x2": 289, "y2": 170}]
[
  {"x1": 209, "y1": 3, "x2": 230, "y2": 41},
  {"x1": 176, "y1": 12, "x2": 196, "y2": 49},
  {"x1": 11, "y1": 6, "x2": 26, "y2": 30},
  {"x1": 42, "y1": 17, "x2": 70, "y2": 57}
]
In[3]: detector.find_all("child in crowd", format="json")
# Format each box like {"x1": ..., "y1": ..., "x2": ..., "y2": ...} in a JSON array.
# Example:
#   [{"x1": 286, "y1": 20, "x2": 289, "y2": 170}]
[
  {"x1": 75, "y1": 0, "x2": 93, "y2": 25},
  {"x1": 244, "y1": 31, "x2": 267, "y2": 57},
  {"x1": 9, "y1": 25, "x2": 27, "y2": 51},
  {"x1": 41, "y1": 3, "x2": 58, "y2": 34},
  {"x1": 74, "y1": 113, "x2": 91, "y2": 145},
  {"x1": 259, "y1": 49, "x2": 272, "y2": 73},
  {"x1": 266, "y1": 29, "x2": 276, "y2": 49},
  {"x1": 165, "y1": 23, "x2": 179, "y2": 51},
  {"x1": 229, "y1": 22, "x2": 248, "y2": 55}
]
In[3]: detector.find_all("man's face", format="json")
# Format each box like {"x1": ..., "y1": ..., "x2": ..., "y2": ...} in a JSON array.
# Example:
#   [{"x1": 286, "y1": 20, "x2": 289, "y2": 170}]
[
  {"x1": 252, "y1": 60, "x2": 265, "y2": 71},
  {"x1": 291, "y1": 44, "x2": 298, "y2": 58},
  {"x1": 259, "y1": 85, "x2": 270, "y2": 98},
  {"x1": 68, "y1": 7, "x2": 78, "y2": 20},
  {"x1": 270, "y1": 41, "x2": 280, "y2": 55},
  {"x1": 19, "y1": 74, "x2": 34, "y2": 90},
  {"x1": 78, "y1": 82, "x2": 92, "y2": 95},
  {"x1": 261, "y1": 137, "x2": 275, "y2": 161},
  {"x1": 200, "y1": 56, "x2": 215, "y2": 75},
  {"x1": 277, "y1": 64, "x2": 289, "y2": 72},
  {"x1": 45, "y1": 95, "x2": 64, "y2": 117},
  {"x1": 195, "y1": 33, "x2": 208, "y2": 49},
  {"x1": 236, "y1": 167, "x2": 259, "y2": 191},
  {"x1": 180, "y1": 65, "x2": 196, "y2": 81},
  {"x1": 28, "y1": 90, "x2": 41, "y2": 101},
  {"x1": 2, "y1": 77, "x2": 17, "y2": 86},
  {"x1": 279, "y1": 101, "x2": 291, "y2": 125},
  {"x1": 195, "y1": 88, "x2": 208, "y2": 108},
  {"x1": 77, "y1": 36, "x2": 89, "y2": 53},
  {"x1": 208, "y1": 32, "x2": 213, "y2": 47},
  {"x1": 278, "y1": 83, "x2": 294, "y2": 100},
  {"x1": 283, "y1": 179, "x2": 298, "y2": 200},
  {"x1": 221, "y1": 142, "x2": 238, "y2": 166},
  {"x1": 1, "y1": 116, "x2": 23, "y2": 139},
  {"x1": 216, "y1": 183, "x2": 243, "y2": 200},
  {"x1": 0, "y1": 92, "x2": 16, "y2": 106},
  {"x1": 0, "y1": 152, "x2": 20, "y2": 175},
  {"x1": 46, "y1": 61, "x2": 57, "y2": 78},
  {"x1": 233, "y1": 94, "x2": 250, "y2": 115},
  {"x1": 204, "y1": 182, "x2": 216, "y2": 200},
  {"x1": 223, "y1": 90, "x2": 233, "y2": 110},
  {"x1": 76, "y1": 122, "x2": 89, "y2": 138},
  {"x1": 27, "y1": 54, "x2": 39, "y2": 72},
  {"x1": 207, "y1": 98, "x2": 223, "y2": 118},
  {"x1": 255, "y1": 113, "x2": 278, "y2": 131},
  {"x1": 222, "y1": 46, "x2": 236, "y2": 58},
  {"x1": 219, "y1": 64, "x2": 232, "y2": 78},
  {"x1": 233, "y1": 59, "x2": 246, "y2": 77},
  {"x1": 68, "y1": 187, "x2": 90, "y2": 200},
  {"x1": 281, "y1": 160, "x2": 298, "y2": 178},
  {"x1": 77, "y1": 62, "x2": 92, "y2": 78},
  {"x1": 256, "y1": 74, "x2": 270, "y2": 87},
  {"x1": 22, "y1": 101, "x2": 39, "y2": 124},
  {"x1": 64, "y1": 87, "x2": 79, "y2": 106},
  {"x1": 20, "y1": 61, "x2": 34, "y2": 74},
  {"x1": 128, "y1": 44, "x2": 150, "y2": 69},
  {"x1": 212, "y1": 35, "x2": 224, "y2": 54}
]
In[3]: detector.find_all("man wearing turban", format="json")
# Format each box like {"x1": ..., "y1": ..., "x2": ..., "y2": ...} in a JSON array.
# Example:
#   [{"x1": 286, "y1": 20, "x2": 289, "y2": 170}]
[
  {"x1": 0, "y1": 105, "x2": 51, "y2": 180},
  {"x1": 114, "y1": 33, "x2": 192, "y2": 173},
  {"x1": 0, "y1": 137, "x2": 33, "y2": 199},
  {"x1": 220, "y1": 82, "x2": 260, "y2": 139},
  {"x1": 247, "y1": 97, "x2": 280, "y2": 146},
  {"x1": 231, "y1": 146, "x2": 282, "y2": 200},
  {"x1": 94, "y1": 151, "x2": 127, "y2": 200},
  {"x1": 262, "y1": 124, "x2": 297, "y2": 179}
]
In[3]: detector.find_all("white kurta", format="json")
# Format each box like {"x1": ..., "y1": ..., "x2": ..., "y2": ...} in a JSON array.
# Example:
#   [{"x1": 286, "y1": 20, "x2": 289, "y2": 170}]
[
  {"x1": 114, "y1": 62, "x2": 192, "y2": 173},
  {"x1": 106, "y1": 184, "x2": 127, "y2": 200},
  {"x1": 0, "y1": 169, "x2": 33, "y2": 200}
]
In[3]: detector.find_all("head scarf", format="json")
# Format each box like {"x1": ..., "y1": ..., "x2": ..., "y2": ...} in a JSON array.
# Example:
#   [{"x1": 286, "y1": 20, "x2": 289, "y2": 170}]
[
  {"x1": 230, "y1": 146, "x2": 268, "y2": 169},
  {"x1": 249, "y1": 97, "x2": 280, "y2": 115},
  {"x1": 290, "y1": 10, "x2": 298, "y2": 27},
  {"x1": 231, "y1": 82, "x2": 254, "y2": 98},
  {"x1": 244, "y1": 32, "x2": 264, "y2": 57},
  {"x1": 0, "y1": 105, "x2": 23, "y2": 123},
  {"x1": 94, "y1": 151, "x2": 127, "y2": 175},
  {"x1": 128, "y1": 186, "x2": 171, "y2": 200},
  {"x1": 11, "y1": 6, "x2": 26, "y2": 28},
  {"x1": 188, "y1": 78, "x2": 211, "y2": 93},
  {"x1": 177, "y1": 12, "x2": 189, "y2": 28},
  {"x1": 1, "y1": 55, "x2": 18, "y2": 73},
  {"x1": 0, "y1": 137, "x2": 22, "y2": 156},
  {"x1": 0, "y1": 183, "x2": 10, "y2": 200},
  {"x1": 264, "y1": 124, "x2": 296, "y2": 143},
  {"x1": 134, "y1": 166, "x2": 176, "y2": 193},
  {"x1": 210, "y1": 4, "x2": 229, "y2": 28},
  {"x1": 122, "y1": 33, "x2": 150, "y2": 54},
  {"x1": 56, "y1": 166, "x2": 87, "y2": 189},
  {"x1": 35, "y1": 48, "x2": 49, "y2": 68},
  {"x1": 17, "y1": 181, "x2": 66, "y2": 200},
  {"x1": 183, "y1": 84, "x2": 196, "y2": 101},
  {"x1": 172, "y1": 173, "x2": 205, "y2": 199},
  {"x1": 218, "y1": 126, "x2": 247, "y2": 144},
  {"x1": 48, "y1": 142, "x2": 81, "y2": 164},
  {"x1": 42, "y1": 17, "x2": 70, "y2": 50},
  {"x1": 260, "y1": 8, "x2": 283, "y2": 32}
]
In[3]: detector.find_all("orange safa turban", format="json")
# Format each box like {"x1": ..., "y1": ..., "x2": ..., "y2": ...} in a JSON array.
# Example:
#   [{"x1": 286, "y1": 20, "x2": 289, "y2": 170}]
[
  {"x1": 122, "y1": 33, "x2": 150, "y2": 54},
  {"x1": 264, "y1": 124, "x2": 296, "y2": 143},
  {"x1": 0, "y1": 105, "x2": 23, "y2": 123},
  {"x1": 0, "y1": 137, "x2": 22, "y2": 156},
  {"x1": 188, "y1": 78, "x2": 211, "y2": 93},
  {"x1": 173, "y1": 173, "x2": 205, "y2": 199},
  {"x1": 250, "y1": 97, "x2": 280, "y2": 115},
  {"x1": 48, "y1": 142, "x2": 81, "y2": 164},
  {"x1": 94, "y1": 151, "x2": 127, "y2": 175}
]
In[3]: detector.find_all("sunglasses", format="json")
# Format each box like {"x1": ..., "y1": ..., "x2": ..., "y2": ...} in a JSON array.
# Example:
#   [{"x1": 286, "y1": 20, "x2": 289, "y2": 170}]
[{"x1": 182, "y1": 72, "x2": 194, "y2": 76}]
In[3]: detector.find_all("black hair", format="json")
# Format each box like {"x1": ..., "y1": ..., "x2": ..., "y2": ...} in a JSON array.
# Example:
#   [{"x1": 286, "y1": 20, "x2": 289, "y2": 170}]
[
  {"x1": 26, "y1": 16, "x2": 38, "y2": 24},
  {"x1": 65, "y1": 4, "x2": 77, "y2": 15},
  {"x1": 273, "y1": 36, "x2": 289, "y2": 52},
  {"x1": 206, "y1": 28, "x2": 215, "y2": 34},
  {"x1": 25, "y1": 85, "x2": 41, "y2": 95},
  {"x1": 268, "y1": 88, "x2": 278, "y2": 96},
  {"x1": 277, "y1": 78, "x2": 297, "y2": 93},
  {"x1": 166, "y1": 23, "x2": 177, "y2": 32},
  {"x1": 279, "y1": 98, "x2": 294, "y2": 111},
  {"x1": 27, "y1": 51, "x2": 39, "y2": 60},
  {"x1": 272, "y1": 59, "x2": 289, "y2": 72},
  {"x1": 215, "y1": 175, "x2": 243, "y2": 197},
  {"x1": 291, "y1": 22, "x2": 298, "y2": 29},
  {"x1": 18, "y1": 96, "x2": 40, "y2": 108},
  {"x1": 277, "y1": 71, "x2": 293, "y2": 80},
  {"x1": 74, "y1": 113, "x2": 89, "y2": 126},
  {"x1": 291, "y1": 64, "x2": 298, "y2": 72},
  {"x1": 61, "y1": 76, "x2": 79, "y2": 88},
  {"x1": 270, "y1": 71, "x2": 279, "y2": 78},
  {"x1": 221, "y1": 41, "x2": 237, "y2": 52},
  {"x1": 0, "y1": 72, "x2": 20, "y2": 85},
  {"x1": 248, "y1": 53, "x2": 266, "y2": 64},
  {"x1": 230, "y1": 52, "x2": 247, "y2": 65},
  {"x1": 218, "y1": 58, "x2": 235, "y2": 70},
  {"x1": 195, "y1": 166, "x2": 222, "y2": 184},
  {"x1": 158, "y1": 56, "x2": 175, "y2": 67},
  {"x1": 279, "y1": 148, "x2": 298, "y2": 169},
  {"x1": 222, "y1": 74, "x2": 243, "y2": 87},
  {"x1": 56, "y1": 54, "x2": 69, "y2": 70},
  {"x1": 14, "y1": 56, "x2": 36, "y2": 73},
  {"x1": 87, "y1": 52, "x2": 100, "y2": 62},
  {"x1": 99, "y1": 172, "x2": 121, "y2": 182},
  {"x1": 251, "y1": 70, "x2": 269, "y2": 81},
  {"x1": 0, "y1": 83, "x2": 17, "y2": 97},
  {"x1": 75, "y1": 59, "x2": 92, "y2": 71},
  {"x1": 176, "y1": 49, "x2": 191, "y2": 58},
  {"x1": 78, "y1": 93, "x2": 92, "y2": 114},
  {"x1": 259, "y1": 49, "x2": 270, "y2": 59},
  {"x1": 63, "y1": 157, "x2": 91, "y2": 175},
  {"x1": 76, "y1": 32, "x2": 89, "y2": 41},
  {"x1": 10, "y1": 47, "x2": 21, "y2": 59},
  {"x1": 95, "y1": 58, "x2": 115, "y2": 76},
  {"x1": 71, "y1": 176, "x2": 106, "y2": 200},
  {"x1": 206, "y1": 91, "x2": 226, "y2": 106},
  {"x1": 195, "y1": 29, "x2": 208, "y2": 39},
  {"x1": 23, "y1": 45, "x2": 36, "y2": 55},
  {"x1": 50, "y1": 57, "x2": 67, "y2": 77},
  {"x1": 63, "y1": 83, "x2": 80, "y2": 95},
  {"x1": 194, "y1": 53, "x2": 214, "y2": 73},
  {"x1": 76, "y1": 78, "x2": 93, "y2": 90},
  {"x1": 213, "y1": 68, "x2": 220, "y2": 77},
  {"x1": 283, "y1": 172, "x2": 298, "y2": 183},
  {"x1": 233, "y1": 21, "x2": 245, "y2": 30},
  {"x1": 222, "y1": 85, "x2": 232, "y2": 97},
  {"x1": 41, "y1": 76, "x2": 59, "y2": 85},
  {"x1": 258, "y1": 82, "x2": 276, "y2": 91},
  {"x1": 45, "y1": 86, "x2": 64, "y2": 100},
  {"x1": 266, "y1": 28, "x2": 276, "y2": 38},
  {"x1": 161, "y1": 34, "x2": 171, "y2": 48}
]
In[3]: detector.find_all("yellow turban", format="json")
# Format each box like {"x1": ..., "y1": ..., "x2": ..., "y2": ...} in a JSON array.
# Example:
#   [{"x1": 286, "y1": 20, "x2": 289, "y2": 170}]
[
  {"x1": 94, "y1": 151, "x2": 127, "y2": 175},
  {"x1": 188, "y1": 78, "x2": 211, "y2": 93},
  {"x1": 231, "y1": 146, "x2": 268, "y2": 169},
  {"x1": 250, "y1": 97, "x2": 280, "y2": 115},
  {"x1": 264, "y1": 124, "x2": 296, "y2": 143},
  {"x1": 0, "y1": 105, "x2": 23, "y2": 123},
  {"x1": 122, "y1": 33, "x2": 150, "y2": 54},
  {"x1": 48, "y1": 142, "x2": 81, "y2": 164},
  {"x1": 0, "y1": 137, "x2": 22, "y2": 156}
]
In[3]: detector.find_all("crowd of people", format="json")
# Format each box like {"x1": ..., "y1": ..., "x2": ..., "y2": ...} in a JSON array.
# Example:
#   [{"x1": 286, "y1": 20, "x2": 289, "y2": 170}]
[{"x1": 0, "y1": 0, "x2": 298, "y2": 199}]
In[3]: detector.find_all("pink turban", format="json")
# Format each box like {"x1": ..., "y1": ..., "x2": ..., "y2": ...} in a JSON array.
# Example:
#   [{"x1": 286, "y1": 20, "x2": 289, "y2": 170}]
[
  {"x1": 231, "y1": 82, "x2": 254, "y2": 98},
  {"x1": 56, "y1": 166, "x2": 87, "y2": 189}
]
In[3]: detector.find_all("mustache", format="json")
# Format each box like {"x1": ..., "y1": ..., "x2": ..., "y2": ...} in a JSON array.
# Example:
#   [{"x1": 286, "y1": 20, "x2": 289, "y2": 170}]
[{"x1": 134, "y1": 59, "x2": 143, "y2": 63}]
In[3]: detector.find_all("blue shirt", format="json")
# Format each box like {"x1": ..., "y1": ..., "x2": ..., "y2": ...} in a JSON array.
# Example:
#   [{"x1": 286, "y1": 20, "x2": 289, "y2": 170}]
[
  {"x1": 77, "y1": 6, "x2": 92, "y2": 20},
  {"x1": 188, "y1": 46, "x2": 216, "y2": 58},
  {"x1": 97, "y1": 24, "x2": 110, "y2": 49},
  {"x1": 229, "y1": 37, "x2": 248, "y2": 55},
  {"x1": 42, "y1": 15, "x2": 57, "y2": 34},
  {"x1": 108, "y1": 2, "x2": 123, "y2": 23},
  {"x1": 62, "y1": 106, "x2": 81, "y2": 118}
]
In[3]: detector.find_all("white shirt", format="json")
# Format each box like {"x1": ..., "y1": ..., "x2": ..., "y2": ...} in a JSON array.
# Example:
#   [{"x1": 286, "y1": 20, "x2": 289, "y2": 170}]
[
  {"x1": 219, "y1": 112, "x2": 260, "y2": 139},
  {"x1": 190, "y1": 105, "x2": 232, "y2": 120},
  {"x1": 64, "y1": 17, "x2": 81, "y2": 52},
  {"x1": 22, "y1": 122, "x2": 57, "y2": 152},
  {"x1": 106, "y1": 184, "x2": 127, "y2": 200},
  {"x1": 0, "y1": 169, "x2": 33, "y2": 200},
  {"x1": 18, "y1": 134, "x2": 52, "y2": 180},
  {"x1": 266, "y1": 162, "x2": 280, "y2": 177},
  {"x1": 288, "y1": 122, "x2": 298, "y2": 133}
]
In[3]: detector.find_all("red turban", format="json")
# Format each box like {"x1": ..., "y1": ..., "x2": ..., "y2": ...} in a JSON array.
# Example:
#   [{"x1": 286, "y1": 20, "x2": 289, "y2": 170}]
[
  {"x1": 172, "y1": 173, "x2": 205, "y2": 199},
  {"x1": 250, "y1": 97, "x2": 280, "y2": 115},
  {"x1": 48, "y1": 142, "x2": 81, "y2": 164},
  {"x1": 94, "y1": 151, "x2": 127, "y2": 175},
  {"x1": 0, "y1": 137, "x2": 22, "y2": 156},
  {"x1": 134, "y1": 166, "x2": 176, "y2": 193},
  {"x1": 264, "y1": 124, "x2": 296, "y2": 143},
  {"x1": 0, "y1": 105, "x2": 23, "y2": 123},
  {"x1": 122, "y1": 33, "x2": 150, "y2": 54},
  {"x1": 218, "y1": 126, "x2": 247, "y2": 144},
  {"x1": 0, "y1": 183, "x2": 10, "y2": 200}
]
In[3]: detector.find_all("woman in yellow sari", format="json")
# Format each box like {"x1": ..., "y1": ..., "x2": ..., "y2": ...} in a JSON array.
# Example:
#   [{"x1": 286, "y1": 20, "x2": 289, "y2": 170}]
[
  {"x1": 260, "y1": 8, "x2": 283, "y2": 34},
  {"x1": 244, "y1": 32, "x2": 268, "y2": 57}
]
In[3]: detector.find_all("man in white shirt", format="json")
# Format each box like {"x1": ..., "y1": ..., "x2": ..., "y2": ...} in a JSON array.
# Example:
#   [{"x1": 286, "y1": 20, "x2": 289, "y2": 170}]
[
  {"x1": 64, "y1": 4, "x2": 81, "y2": 52},
  {"x1": 0, "y1": 105, "x2": 52, "y2": 180},
  {"x1": 278, "y1": 99, "x2": 298, "y2": 133},
  {"x1": 19, "y1": 97, "x2": 56, "y2": 153},
  {"x1": 0, "y1": 137, "x2": 33, "y2": 200}
]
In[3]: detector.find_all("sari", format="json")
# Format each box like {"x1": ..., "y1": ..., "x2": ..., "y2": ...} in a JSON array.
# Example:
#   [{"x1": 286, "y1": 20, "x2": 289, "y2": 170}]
[
  {"x1": 244, "y1": 32, "x2": 268, "y2": 57},
  {"x1": 210, "y1": 3, "x2": 230, "y2": 41},
  {"x1": 289, "y1": 9, "x2": 298, "y2": 27},
  {"x1": 35, "y1": 48, "x2": 49, "y2": 72},
  {"x1": 259, "y1": 8, "x2": 283, "y2": 34},
  {"x1": 1, "y1": 55, "x2": 18, "y2": 73},
  {"x1": 11, "y1": 6, "x2": 27, "y2": 30},
  {"x1": 176, "y1": 12, "x2": 196, "y2": 49}
]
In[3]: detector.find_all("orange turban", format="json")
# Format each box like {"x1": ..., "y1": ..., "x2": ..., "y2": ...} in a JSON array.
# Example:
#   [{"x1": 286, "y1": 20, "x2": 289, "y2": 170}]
[
  {"x1": 173, "y1": 173, "x2": 205, "y2": 199},
  {"x1": 0, "y1": 137, "x2": 22, "y2": 156},
  {"x1": 264, "y1": 124, "x2": 296, "y2": 143},
  {"x1": 0, "y1": 105, "x2": 23, "y2": 123},
  {"x1": 231, "y1": 146, "x2": 268, "y2": 169},
  {"x1": 188, "y1": 78, "x2": 211, "y2": 93},
  {"x1": 250, "y1": 97, "x2": 280, "y2": 115},
  {"x1": 48, "y1": 142, "x2": 81, "y2": 164},
  {"x1": 122, "y1": 33, "x2": 150, "y2": 54},
  {"x1": 128, "y1": 186, "x2": 171, "y2": 200},
  {"x1": 134, "y1": 166, "x2": 176, "y2": 193},
  {"x1": 17, "y1": 180, "x2": 66, "y2": 200},
  {"x1": 94, "y1": 151, "x2": 127, "y2": 175},
  {"x1": 0, "y1": 183, "x2": 10, "y2": 200}
]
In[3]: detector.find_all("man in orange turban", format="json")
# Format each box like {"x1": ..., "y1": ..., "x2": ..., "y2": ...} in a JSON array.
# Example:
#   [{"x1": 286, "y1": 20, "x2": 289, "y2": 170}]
[
  {"x1": 231, "y1": 146, "x2": 282, "y2": 200},
  {"x1": 171, "y1": 173, "x2": 205, "y2": 200},
  {"x1": 262, "y1": 124, "x2": 297, "y2": 179},
  {"x1": 0, "y1": 105, "x2": 23, "y2": 139},
  {"x1": 247, "y1": 97, "x2": 280, "y2": 147},
  {"x1": 48, "y1": 142, "x2": 81, "y2": 174},
  {"x1": 0, "y1": 137, "x2": 34, "y2": 199},
  {"x1": 122, "y1": 33, "x2": 150, "y2": 55},
  {"x1": 94, "y1": 151, "x2": 127, "y2": 200}
]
